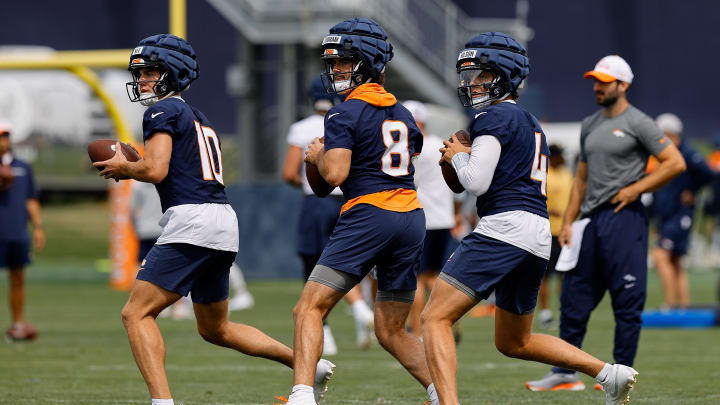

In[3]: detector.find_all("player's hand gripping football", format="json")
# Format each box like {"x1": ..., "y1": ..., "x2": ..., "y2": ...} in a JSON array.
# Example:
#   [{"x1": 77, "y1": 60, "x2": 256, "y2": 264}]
[
  {"x1": 610, "y1": 184, "x2": 641, "y2": 213},
  {"x1": 439, "y1": 134, "x2": 472, "y2": 164},
  {"x1": 304, "y1": 137, "x2": 324, "y2": 165},
  {"x1": 94, "y1": 142, "x2": 128, "y2": 182}
]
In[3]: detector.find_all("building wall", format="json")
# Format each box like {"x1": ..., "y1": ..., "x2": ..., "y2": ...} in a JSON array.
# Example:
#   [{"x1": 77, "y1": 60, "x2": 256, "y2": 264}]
[{"x1": 457, "y1": 0, "x2": 720, "y2": 139}]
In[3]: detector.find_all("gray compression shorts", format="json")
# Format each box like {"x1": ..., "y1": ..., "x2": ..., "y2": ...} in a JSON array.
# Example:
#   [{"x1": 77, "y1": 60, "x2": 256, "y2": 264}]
[{"x1": 308, "y1": 265, "x2": 415, "y2": 303}]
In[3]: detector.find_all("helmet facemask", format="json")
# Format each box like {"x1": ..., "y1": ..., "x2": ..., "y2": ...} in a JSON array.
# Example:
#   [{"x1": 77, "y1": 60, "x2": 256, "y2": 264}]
[
  {"x1": 457, "y1": 67, "x2": 508, "y2": 110},
  {"x1": 126, "y1": 66, "x2": 174, "y2": 106},
  {"x1": 322, "y1": 54, "x2": 368, "y2": 95}
]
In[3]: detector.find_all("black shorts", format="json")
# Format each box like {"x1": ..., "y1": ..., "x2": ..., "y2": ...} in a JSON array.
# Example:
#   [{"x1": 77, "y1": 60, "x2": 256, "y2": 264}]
[
  {"x1": 546, "y1": 236, "x2": 562, "y2": 275},
  {"x1": 0, "y1": 240, "x2": 31, "y2": 269}
]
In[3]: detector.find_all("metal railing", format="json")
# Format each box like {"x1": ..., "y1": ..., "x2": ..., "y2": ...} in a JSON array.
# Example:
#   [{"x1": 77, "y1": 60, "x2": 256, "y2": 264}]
[{"x1": 209, "y1": 0, "x2": 532, "y2": 95}]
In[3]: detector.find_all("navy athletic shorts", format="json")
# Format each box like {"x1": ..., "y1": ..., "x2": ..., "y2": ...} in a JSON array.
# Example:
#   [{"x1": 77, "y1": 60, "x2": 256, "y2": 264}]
[
  {"x1": 137, "y1": 243, "x2": 237, "y2": 304},
  {"x1": 657, "y1": 213, "x2": 693, "y2": 256},
  {"x1": 441, "y1": 232, "x2": 548, "y2": 315},
  {"x1": 0, "y1": 240, "x2": 31, "y2": 269},
  {"x1": 421, "y1": 229, "x2": 458, "y2": 272},
  {"x1": 296, "y1": 194, "x2": 343, "y2": 256},
  {"x1": 317, "y1": 204, "x2": 425, "y2": 292}
]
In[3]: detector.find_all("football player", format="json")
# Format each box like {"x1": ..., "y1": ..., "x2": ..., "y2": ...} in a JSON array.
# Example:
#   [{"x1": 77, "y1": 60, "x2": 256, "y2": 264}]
[
  {"x1": 94, "y1": 34, "x2": 333, "y2": 405},
  {"x1": 651, "y1": 113, "x2": 715, "y2": 309},
  {"x1": 282, "y1": 75, "x2": 375, "y2": 354},
  {"x1": 421, "y1": 32, "x2": 639, "y2": 405},
  {"x1": 286, "y1": 18, "x2": 439, "y2": 405}
]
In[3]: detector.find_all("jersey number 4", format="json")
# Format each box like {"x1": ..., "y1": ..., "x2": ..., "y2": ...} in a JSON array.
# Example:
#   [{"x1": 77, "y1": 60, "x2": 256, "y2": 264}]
[
  {"x1": 381, "y1": 120, "x2": 411, "y2": 176},
  {"x1": 530, "y1": 131, "x2": 548, "y2": 196},
  {"x1": 194, "y1": 121, "x2": 224, "y2": 185}
]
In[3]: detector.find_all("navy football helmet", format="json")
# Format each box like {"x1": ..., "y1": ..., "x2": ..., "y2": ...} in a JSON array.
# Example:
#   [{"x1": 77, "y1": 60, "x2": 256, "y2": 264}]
[
  {"x1": 126, "y1": 34, "x2": 199, "y2": 106},
  {"x1": 320, "y1": 18, "x2": 393, "y2": 94},
  {"x1": 456, "y1": 32, "x2": 530, "y2": 109},
  {"x1": 308, "y1": 74, "x2": 336, "y2": 111}
]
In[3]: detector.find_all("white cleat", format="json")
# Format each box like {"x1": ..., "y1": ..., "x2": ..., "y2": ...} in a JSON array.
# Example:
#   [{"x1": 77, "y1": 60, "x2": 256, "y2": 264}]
[
  {"x1": 322, "y1": 325, "x2": 338, "y2": 356},
  {"x1": 601, "y1": 364, "x2": 638, "y2": 405},
  {"x1": 228, "y1": 292, "x2": 254, "y2": 311},
  {"x1": 525, "y1": 371, "x2": 586, "y2": 391},
  {"x1": 353, "y1": 301, "x2": 375, "y2": 350},
  {"x1": 314, "y1": 359, "x2": 336, "y2": 402}
]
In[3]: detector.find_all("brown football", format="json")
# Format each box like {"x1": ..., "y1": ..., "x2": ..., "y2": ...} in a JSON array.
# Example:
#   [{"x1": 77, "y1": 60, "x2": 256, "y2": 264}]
[
  {"x1": 440, "y1": 129, "x2": 472, "y2": 193},
  {"x1": 305, "y1": 137, "x2": 334, "y2": 198},
  {"x1": 88, "y1": 139, "x2": 141, "y2": 170}
]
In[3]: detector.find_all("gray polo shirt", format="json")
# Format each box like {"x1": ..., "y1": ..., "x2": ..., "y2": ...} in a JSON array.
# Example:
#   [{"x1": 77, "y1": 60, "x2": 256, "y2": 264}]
[{"x1": 579, "y1": 104, "x2": 669, "y2": 214}]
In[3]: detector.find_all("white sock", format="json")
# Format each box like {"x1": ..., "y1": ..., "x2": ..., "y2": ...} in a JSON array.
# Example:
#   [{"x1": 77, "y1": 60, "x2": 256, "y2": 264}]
[
  {"x1": 595, "y1": 363, "x2": 613, "y2": 384},
  {"x1": 351, "y1": 299, "x2": 373, "y2": 323},
  {"x1": 288, "y1": 384, "x2": 315, "y2": 403},
  {"x1": 151, "y1": 399, "x2": 174, "y2": 405},
  {"x1": 229, "y1": 263, "x2": 248, "y2": 293},
  {"x1": 427, "y1": 383, "x2": 439, "y2": 405}
]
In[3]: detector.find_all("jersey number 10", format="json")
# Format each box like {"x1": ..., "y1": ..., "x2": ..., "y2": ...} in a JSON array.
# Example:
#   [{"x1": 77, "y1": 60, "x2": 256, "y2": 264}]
[
  {"x1": 530, "y1": 131, "x2": 548, "y2": 196},
  {"x1": 194, "y1": 121, "x2": 224, "y2": 185}
]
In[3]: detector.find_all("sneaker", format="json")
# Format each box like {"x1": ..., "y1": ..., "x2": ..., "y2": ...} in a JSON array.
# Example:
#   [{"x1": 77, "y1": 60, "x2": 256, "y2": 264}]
[
  {"x1": 314, "y1": 359, "x2": 336, "y2": 402},
  {"x1": 600, "y1": 364, "x2": 638, "y2": 405},
  {"x1": 538, "y1": 308, "x2": 554, "y2": 329},
  {"x1": 526, "y1": 371, "x2": 586, "y2": 391},
  {"x1": 228, "y1": 292, "x2": 254, "y2": 311},
  {"x1": 594, "y1": 383, "x2": 603, "y2": 391},
  {"x1": 6, "y1": 322, "x2": 37, "y2": 342},
  {"x1": 172, "y1": 298, "x2": 194, "y2": 320},
  {"x1": 322, "y1": 325, "x2": 338, "y2": 356}
]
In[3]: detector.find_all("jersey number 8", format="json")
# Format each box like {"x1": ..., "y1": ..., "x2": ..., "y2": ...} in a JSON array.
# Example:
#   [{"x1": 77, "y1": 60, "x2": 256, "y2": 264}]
[
  {"x1": 381, "y1": 120, "x2": 410, "y2": 176},
  {"x1": 194, "y1": 121, "x2": 224, "y2": 185}
]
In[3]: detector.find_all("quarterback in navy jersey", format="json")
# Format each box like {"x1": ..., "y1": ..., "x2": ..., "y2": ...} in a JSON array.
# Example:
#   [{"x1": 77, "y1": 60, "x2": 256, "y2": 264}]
[
  {"x1": 286, "y1": 18, "x2": 441, "y2": 405},
  {"x1": 420, "y1": 32, "x2": 639, "y2": 405},
  {"x1": 94, "y1": 34, "x2": 334, "y2": 405}
]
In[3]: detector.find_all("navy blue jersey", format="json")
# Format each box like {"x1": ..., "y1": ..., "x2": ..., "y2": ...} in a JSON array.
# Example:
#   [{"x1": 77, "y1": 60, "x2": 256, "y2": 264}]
[
  {"x1": 324, "y1": 89, "x2": 423, "y2": 200},
  {"x1": 0, "y1": 158, "x2": 36, "y2": 241},
  {"x1": 654, "y1": 141, "x2": 716, "y2": 220},
  {"x1": 143, "y1": 97, "x2": 228, "y2": 212},
  {"x1": 469, "y1": 102, "x2": 548, "y2": 219}
]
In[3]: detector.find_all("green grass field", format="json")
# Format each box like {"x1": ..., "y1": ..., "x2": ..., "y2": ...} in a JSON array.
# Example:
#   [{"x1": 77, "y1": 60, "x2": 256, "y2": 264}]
[{"x1": 1, "y1": 202, "x2": 720, "y2": 404}]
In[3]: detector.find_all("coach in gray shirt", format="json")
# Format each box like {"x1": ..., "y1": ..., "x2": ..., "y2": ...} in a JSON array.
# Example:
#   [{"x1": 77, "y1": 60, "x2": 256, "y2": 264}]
[{"x1": 527, "y1": 55, "x2": 686, "y2": 392}]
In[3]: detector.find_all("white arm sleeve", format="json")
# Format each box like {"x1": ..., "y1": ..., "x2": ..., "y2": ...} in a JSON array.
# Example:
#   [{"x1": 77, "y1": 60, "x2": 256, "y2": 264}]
[{"x1": 450, "y1": 135, "x2": 501, "y2": 196}]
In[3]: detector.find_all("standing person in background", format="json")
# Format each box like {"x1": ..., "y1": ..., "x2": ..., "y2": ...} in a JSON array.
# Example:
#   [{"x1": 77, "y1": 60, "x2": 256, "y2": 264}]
[
  {"x1": 402, "y1": 100, "x2": 461, "y2": 339},
  {"x1": 651, "y1": 113, "x2": 715, "y2": 310},
  {"x1": 536, "y1": 144, "x2": 573, "y2": 329},
  {"x1": 0, "y1": 121, "x2": 45, "y2": 341},
  {"x1": 527, "y1": 55, "x2": 686, "y2": 392},
  {"x1": 283, "y1": 75, "x2": 375, "y2": 354}
]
